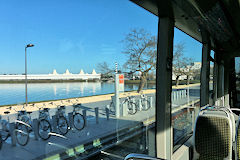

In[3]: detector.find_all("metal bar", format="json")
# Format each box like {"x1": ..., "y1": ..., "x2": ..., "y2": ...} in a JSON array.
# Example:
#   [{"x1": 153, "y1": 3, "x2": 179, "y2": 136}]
[
  {"x1": 33, "y1": 119, "x2": 39, "y2": 140},
  {"x1": 95, "y1": 108, "x2": 99, "y2": 124},
  {"x1": 25, "y1": 47, "x2": 28, "y2": 107},
  {"x1": 105, "y1": 107, "x2": 109, "y2": 120},
  {"x1": 82, "y1": 110, "x2": 87, "y2": 126},
  {"x1": 124, "y1": 153, "x2": 162, "y2": 160}
]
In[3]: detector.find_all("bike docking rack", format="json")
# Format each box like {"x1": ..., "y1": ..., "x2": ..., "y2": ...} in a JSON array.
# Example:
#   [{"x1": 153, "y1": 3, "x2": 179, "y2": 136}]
[
  {"x1": 108, "y1": 94, "x2": 154, "y2": 117},
  {"x1": 0, "y1": 97, "x2": 157, "y2": 159},
  {"x1": 0, "y1": 103, "x2": 110, "y2": 148},
  {"x1": 171, "y1": 89, "x2": 188, "y2": 102},
  {"x1": 0, "y1": 95, "x2": 156, "y2": 160}
]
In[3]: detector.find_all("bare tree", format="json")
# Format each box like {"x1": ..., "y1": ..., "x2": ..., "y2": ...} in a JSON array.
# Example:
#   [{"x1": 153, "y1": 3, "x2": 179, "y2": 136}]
[
  {"x1": 97, "y1": 61, "x2": 123, "y2": 79},
  {"x1": 173, "y1": 43, "x2": 185, "y2": 86},
  {"x1": 97, "y1": 62, "x2": 113, "y2": 79},
  {"x1": 182, "y1": 57, "x2": 195, "y2": 85},
  {"x1": 122, "y1": 28, "x2": 157, "y2": 92}
]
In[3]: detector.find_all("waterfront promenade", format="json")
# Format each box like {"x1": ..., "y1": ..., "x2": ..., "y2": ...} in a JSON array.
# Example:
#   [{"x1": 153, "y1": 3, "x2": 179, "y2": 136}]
[{"x1": 0, "y1": 84, "x2": 200, "y2": 160}]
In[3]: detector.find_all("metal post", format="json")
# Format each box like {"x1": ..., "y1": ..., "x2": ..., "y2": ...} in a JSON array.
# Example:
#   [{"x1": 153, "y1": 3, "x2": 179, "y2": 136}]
[
  {"x1": 138, "y1": 99, "x2": 142, "y2": 111},
  {"x1": 9, "y1": 122, "x2": 16, "y2": 146},
  {"x1": 82, "y1": 110, "x2": 87, "y2": 126},
  {"x1": 149, "y1": 97, "x2": 153, "y2": 108},
  {"x1": 25, "y1": 47, "x2": 28, "y2": 107},
  {"x1": 115, "y1": 74, "x2": 120, "y2": 118},
  {"x1": 33, "y1": 119, "x2": 39, "y2": 140},
  {"x1": 95, "y1": 108, "x2": 99, "y2": 124},
  {"x1": 68, "y1": 112, "x2": 73, "y2": 129},
  {"x1": 105, "y1": 107, "x2": 109, "y2": 120},
  {"x1": 51, "y1": 115, "x2": 58, "y2": 132}
]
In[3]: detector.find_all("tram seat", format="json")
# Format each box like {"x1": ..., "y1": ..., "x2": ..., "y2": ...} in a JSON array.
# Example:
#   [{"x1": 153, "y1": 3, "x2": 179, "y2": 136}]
[
  {"x1": 202, "y1": 106, "x2": 236, "y2": 143},
  {"x1": 235, "y1": 117, "x2": 240, "y2": 160},
  {"x1": 193, "y1": 108, "x2": 233, "y2": 160}
]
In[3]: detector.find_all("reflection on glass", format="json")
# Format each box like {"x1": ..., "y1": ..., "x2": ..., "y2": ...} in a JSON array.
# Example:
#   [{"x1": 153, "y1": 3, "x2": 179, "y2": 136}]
[{"x1": 172, "y1": 28, "x2": 202, "y2": 149}]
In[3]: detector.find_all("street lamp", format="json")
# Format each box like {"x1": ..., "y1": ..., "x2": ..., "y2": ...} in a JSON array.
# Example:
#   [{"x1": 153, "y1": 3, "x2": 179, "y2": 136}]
[{"x1": 25, "y1": 44, "x2": 34, "y2": 108}]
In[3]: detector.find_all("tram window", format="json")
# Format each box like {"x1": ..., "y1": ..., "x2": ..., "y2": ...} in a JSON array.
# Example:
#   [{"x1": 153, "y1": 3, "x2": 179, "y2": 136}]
[
  {"x1": 172, "y1": 28, "x2": 202, "y2": 150},
  {"x1": 235, "y1": 57, "x2": 240, "y2": 102},
  {"x1": 0, "y1": 0, "x2": 159, "y2": 159},
  {"x1": 209, "y1": 50, "x2": 214, "y2": 104}
]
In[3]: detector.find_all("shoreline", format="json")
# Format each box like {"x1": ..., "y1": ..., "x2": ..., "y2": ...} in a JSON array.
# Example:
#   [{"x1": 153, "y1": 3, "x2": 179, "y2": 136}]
[
  {"x1": 0, "y1": 79, "x2": 200, "y2": 84},
  {"x1": 0, "y1": 83, "x2": 200, "y2": 109},
  {"x1": 0, "y1": 79, "x2": 100, "y2": 83},
  {"x1": 0, "y1": 89, "x2": 156, "y2": 115}
]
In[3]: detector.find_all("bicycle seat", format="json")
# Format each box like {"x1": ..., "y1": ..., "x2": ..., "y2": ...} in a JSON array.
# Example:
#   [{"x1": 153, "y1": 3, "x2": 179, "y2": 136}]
[
  {"x1": 74, "y1": 104, "x2": 81, "y2": 107},
  {"x1": 60, "y1": 106, "x2": 65, "y2": 109},
  {"x1": 4, "y1": 111, "x2": 10, "y2": 114},
  {"x1": 19, "y1": 110, "x2": 26, "y2": 114},
  {"x1": 44, "y1": 108, "x2": 49, "y2": 111},
  {"x1": 27, "y1": 111, "x2": 32, "y2": 114}
]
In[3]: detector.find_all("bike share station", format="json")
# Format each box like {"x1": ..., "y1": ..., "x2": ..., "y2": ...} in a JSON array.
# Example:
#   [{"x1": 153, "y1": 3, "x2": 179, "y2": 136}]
[
  {"x1": 0, "y1": 69, "x2": 155, "y2": 159},
  {"x1": 109, "y1": 73, "x2": 154, "y2": 118}
]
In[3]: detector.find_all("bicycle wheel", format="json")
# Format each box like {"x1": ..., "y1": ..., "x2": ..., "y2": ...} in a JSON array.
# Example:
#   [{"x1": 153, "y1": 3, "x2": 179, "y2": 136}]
[
  {"x1": 16, "y1": 123, "x2": 29, "y2": 146},
  {"x1": 128, "y1": 102, "x2": 137, "y2": 115},
  {"x1": 73, "y1": 113, "x2": 85, "y2": 131},
  {"x1": 141, "y1": 99, "x2": 151, "y2": 111},
  {"x1": 1, "y1": 120, "x2": 10, "y2": 141},
  {"x1": 38, "y1": 119, "x2": 52, "y2": 140},
  {"x1": 1, "y1": 129, "x2": 9, "y2": 141},
  {"x1": 0, "y1": 134, "x2": 2, "y2": 149},
  {"x1": 57, "y1": 116, "x2": 69, "y2": 135}
]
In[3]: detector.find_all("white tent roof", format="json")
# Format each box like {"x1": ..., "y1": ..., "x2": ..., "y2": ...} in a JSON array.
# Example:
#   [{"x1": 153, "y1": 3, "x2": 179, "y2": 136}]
[
  {"x1": 64, "y1": 69, "x2": 71, "y2": 75},
  {"x1": 79, "y1": 69, "x2": 84, "y2": 74},
  {"x1": 52, "y1": 69, "x2": 58, "y2": 75},
  {"x1": 92, "y1": 69, "x2": 97, "y2": 75}
]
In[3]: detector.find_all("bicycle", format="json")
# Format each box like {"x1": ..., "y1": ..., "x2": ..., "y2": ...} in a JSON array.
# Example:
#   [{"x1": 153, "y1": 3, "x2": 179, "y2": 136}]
[
  {"x1": 139, "y1": 94, "x2": 151, "y2": 111},
  {"x1": 11, "y1": 106, "x2": 31, "y2": 146},
  {"x1": 69, "y1": 99, "x2": 85, "y2": 131},
  {"x1": 36, "y1": 103, "x2": 52, "y2": 140},
  {"x1": 109, "y1": 96, "x2": 116, "y2": 114},
  {"x1": 122, "y1": 96, "x2": 137, "y2": 115},
  {"x1": 55, "y1": 101, "x2": 69, "y2": 135},
  {"x1": 0, "y1": 107, "x2": 12, "y2": 142}
]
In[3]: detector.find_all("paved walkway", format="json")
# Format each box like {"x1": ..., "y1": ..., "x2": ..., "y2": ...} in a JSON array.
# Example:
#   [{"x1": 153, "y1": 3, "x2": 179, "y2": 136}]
[
  {"x1": 0, "y1": 84, "x2": 200, "y2": 160},
  {"x1": 0, "y1": 99, "x2": 156, "y2": 160}
]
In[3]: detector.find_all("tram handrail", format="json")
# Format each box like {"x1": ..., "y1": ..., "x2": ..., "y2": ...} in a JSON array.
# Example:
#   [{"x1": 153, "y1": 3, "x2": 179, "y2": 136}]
[{"x1": 124, "y1": 153, "x2": 162, "y2": 160}]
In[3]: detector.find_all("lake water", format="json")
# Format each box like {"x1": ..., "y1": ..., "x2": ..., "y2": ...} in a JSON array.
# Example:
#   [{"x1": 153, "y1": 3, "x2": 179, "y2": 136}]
[{"x1": 0, "y1": 82, "x2": 155, "y2": 105}]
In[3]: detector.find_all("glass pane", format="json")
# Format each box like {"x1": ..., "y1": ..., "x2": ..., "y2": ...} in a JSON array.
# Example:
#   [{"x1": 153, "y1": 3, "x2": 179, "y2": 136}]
[
  {"x1": 236, "y1": 57, "x2": 240, "y2": 102},
  {"x1": 0, "y1": 0, "x2": 157, "y2": 159},
  {"x1": 209, "y1": 50, "x2": 214, "y2": 105},
  {"x1": 172, "y1": 28, "x2": 201, "y2": 150}
]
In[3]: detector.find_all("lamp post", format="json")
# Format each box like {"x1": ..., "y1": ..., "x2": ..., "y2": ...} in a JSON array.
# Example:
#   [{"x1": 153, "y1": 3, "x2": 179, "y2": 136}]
[{"x1": 25, "y1": 44, "x2": 34, "y2": 108}]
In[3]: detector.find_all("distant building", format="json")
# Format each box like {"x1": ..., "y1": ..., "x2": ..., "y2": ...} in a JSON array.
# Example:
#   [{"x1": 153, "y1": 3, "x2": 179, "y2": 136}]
[
  {"x1": 0, "y1": 69, "x2": 101, "y2": 81},
  {"x1": 192, "y1": 62, "x2": 201, "y2": 70},
  {"x1": 172, "y1": 62, "x2": 202, "y2": 80}
]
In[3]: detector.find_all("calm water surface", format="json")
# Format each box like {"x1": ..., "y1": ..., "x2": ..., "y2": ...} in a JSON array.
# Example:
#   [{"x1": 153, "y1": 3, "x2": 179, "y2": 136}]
[{"x1": 0, "y1": 82, "x2": 155, "y2": 105}]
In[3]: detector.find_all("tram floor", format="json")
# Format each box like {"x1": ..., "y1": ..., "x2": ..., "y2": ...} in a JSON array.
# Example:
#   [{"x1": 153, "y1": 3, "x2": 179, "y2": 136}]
[{"x1": 90, "y1": 132, "x2": 149, "y2": 160}]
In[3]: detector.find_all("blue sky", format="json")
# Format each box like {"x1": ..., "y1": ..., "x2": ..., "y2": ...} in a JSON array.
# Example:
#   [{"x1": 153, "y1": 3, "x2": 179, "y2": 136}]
[{"x1": 0, "y1": 0, "x2": 202, "y2": 74}]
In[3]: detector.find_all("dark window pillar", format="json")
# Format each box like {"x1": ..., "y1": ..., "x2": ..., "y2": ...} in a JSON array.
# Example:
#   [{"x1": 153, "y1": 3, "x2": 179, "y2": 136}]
[
  {"x1": 200, "y1": 31, "x2": 210, "y2": 107},
  {"x1": 155, "y1": 16, "x2": 174, "y2": 159}
]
